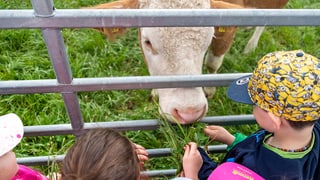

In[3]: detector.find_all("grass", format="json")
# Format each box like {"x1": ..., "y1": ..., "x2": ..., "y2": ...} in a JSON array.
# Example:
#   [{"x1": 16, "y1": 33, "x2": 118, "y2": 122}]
[
  {"x1": 158, "y1": 114, "x2": 209, "y2": 175},
  {"x1": 0, "y1": 0, "x2": 320, "y2": 179}
]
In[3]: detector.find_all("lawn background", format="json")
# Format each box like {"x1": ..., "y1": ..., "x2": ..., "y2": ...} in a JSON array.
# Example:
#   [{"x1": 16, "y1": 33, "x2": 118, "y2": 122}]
[{"x1": 0, "y1": 0, "x2": 319, "y2": 179}]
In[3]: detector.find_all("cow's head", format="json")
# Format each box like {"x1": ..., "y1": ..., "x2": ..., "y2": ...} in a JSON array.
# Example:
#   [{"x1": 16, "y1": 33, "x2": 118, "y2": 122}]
[{"x1": 87, "y1": 0, "x2": 241, "y2": 124}]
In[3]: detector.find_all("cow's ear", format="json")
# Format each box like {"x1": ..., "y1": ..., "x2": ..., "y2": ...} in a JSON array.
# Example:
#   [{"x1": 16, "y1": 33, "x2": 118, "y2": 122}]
[
  {"x1": 85, "y1": 0, "x2": 139, "y2": 41},
  {"x1": 210, "y1": 0, "x2": 244, "y2": 9}
]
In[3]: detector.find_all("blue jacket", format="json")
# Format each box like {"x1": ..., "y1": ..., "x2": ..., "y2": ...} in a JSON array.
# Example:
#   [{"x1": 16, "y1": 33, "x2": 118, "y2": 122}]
[{"x1": 198, "y1": 121, "x2": 320, "y2": 180}]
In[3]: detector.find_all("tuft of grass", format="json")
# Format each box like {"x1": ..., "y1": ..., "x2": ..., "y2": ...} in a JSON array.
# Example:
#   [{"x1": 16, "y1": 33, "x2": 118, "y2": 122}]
[{"x1": 157, "y1": 111, "x2": 209, "y2": 176}]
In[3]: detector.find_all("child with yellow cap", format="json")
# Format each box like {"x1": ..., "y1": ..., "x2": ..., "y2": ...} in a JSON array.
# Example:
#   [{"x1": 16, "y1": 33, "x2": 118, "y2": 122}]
[{"x1": 181, "y1": 50, "x2": 320, "y2": 180}]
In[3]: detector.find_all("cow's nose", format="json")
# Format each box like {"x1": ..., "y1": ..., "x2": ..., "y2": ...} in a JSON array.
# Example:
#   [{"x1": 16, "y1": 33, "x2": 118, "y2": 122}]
[{"x1": 172, "y1": 105, "x2": 207, "y2": 124}]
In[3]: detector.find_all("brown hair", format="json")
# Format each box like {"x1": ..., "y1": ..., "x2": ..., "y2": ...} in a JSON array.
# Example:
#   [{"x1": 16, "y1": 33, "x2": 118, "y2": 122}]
[
  {"x1": 60, "y1": 128, "x2": 140, "y2": 180},
  {"x1": 287, "y1": 119, "x2": 317, "y2": 130}
]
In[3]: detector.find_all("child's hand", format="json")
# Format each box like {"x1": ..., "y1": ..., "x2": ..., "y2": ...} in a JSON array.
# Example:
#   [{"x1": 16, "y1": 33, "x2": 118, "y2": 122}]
[
  {"x1": 133, "y1": 143, "x2": 149, "y2": 165},
  {"x1": 204, "y1": 125, "x2": 235, "y2": 145},
  {"x1": 182, "y1": 142, "x2": 203, "y2": 180},
  {"x1": 47, "y1": 173, "x2": 61, "y2": 180}
]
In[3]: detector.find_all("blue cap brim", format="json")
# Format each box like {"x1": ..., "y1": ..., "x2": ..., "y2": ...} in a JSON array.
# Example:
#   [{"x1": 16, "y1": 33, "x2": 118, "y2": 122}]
[{"x1": 227, "y1": 75, "x2": 254, "y2": 105}]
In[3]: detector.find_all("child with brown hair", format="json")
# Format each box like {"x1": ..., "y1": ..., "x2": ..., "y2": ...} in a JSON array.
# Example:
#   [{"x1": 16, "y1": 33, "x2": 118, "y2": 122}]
[
  {"x1": 60, "y1": 128, "x2": 148, "y2": 180},
  {"x1": 181, "y1": 50, "x2": 320, "y2": 179}
]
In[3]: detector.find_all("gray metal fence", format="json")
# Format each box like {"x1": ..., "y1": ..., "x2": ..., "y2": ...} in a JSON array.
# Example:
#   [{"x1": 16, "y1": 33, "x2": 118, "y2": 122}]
[{"x1": 1, "y1": 0, "x2": 320, "y2": 177}]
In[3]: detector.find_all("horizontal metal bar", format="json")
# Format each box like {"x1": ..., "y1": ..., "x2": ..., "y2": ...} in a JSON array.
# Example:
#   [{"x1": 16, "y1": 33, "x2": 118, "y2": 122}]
[
  {"x1": 17, "y1": 155, "x2": 65, "y2": 166},
  {"x1": 17, "y1": 145, "x2": 227, "y2": 165},
  {"x1": 23, "y1": 115, "x2": 255, "y2": 136},
  {"x1": 141, "y1": 169, "x2": 177, "y2": 177},
  {"x1": 0, "y1": 9, "x2": 319, "y2": 29},
  {"x1": 0, "y1": 73, "x2": 251, "y2": 95},
  {"x1": 23, "y1": 120, "x2": 158, "y2": 136},
  {"x1": 202, "y1": 114, "x2": 256, "y2": 125},
  {"x1": 145, "y1": 145, "x2": 229, "y2": 158}
]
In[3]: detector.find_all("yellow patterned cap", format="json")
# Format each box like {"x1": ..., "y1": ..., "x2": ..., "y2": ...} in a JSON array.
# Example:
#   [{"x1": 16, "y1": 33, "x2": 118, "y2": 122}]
[{"x1": 228, "y1": 50, "x2": 320, "y2": 121}]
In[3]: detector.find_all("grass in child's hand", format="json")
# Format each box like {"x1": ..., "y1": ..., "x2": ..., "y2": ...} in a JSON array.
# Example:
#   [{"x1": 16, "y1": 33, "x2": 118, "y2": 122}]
[{"x1": 158, "y1": 114, "x2": 208, "y2": 175}]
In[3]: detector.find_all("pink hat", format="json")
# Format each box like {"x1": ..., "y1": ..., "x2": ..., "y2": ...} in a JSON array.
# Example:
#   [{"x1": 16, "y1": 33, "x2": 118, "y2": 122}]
[
  {"x1": 0, "y1": 113, "x2": 24, "y2": 157},
  {"x1": 208, "y1": 162, "x2": 264, "y2": 180}
]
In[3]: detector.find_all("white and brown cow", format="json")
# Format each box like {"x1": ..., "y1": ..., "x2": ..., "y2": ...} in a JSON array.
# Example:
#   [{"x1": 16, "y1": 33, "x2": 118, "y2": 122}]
[
  {"x1": 87, "y1": 0, "x2": 288, "y2": 124},
  {"x1": 88, "y1": 0, "x2": 242, "y2": 124},
  {"x1": 205, "y1": 0, "x2": 289, "y2": 97}
]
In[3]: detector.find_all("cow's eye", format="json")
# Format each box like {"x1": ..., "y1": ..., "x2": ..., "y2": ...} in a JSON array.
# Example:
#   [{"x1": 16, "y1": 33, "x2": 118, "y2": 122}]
[
  {"x1": 143, "y1": 38, "x2": 157, "y2": 54},
  {"x1": 144, "y1": 39, "x2": 152, "y2": 49}
]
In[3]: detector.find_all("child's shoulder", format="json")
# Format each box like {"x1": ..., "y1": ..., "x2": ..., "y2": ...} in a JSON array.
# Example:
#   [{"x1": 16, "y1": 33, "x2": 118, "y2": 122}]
[
  {"x1": 12, "y1": 165, "x2": 49, "y2": 180},
  {"x1": 225, "y1": 129, "x2": 269, "y2": 156},
  {"x1": 243, "y1": 129, "x2": 269, "y2": 144},
  {"x1": 313, "y1": 121, "x2": 320, "y2": 140}
]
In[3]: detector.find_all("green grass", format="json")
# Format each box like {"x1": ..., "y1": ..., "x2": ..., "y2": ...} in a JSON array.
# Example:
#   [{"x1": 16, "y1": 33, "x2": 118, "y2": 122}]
[{"x1": 0, "y1": 0, "x2": 320, "y2": 179}]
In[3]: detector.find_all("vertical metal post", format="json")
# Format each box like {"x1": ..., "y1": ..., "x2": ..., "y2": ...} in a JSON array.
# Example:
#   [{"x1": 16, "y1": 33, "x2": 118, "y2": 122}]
[{"x1": 31, "y1": 0, "x2": 84, "y2": 136}]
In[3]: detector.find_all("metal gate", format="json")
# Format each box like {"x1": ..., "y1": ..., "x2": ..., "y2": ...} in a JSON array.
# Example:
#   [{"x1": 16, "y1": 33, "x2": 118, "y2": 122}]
[{"x1": 1, "y1": 0, "x2": 320, "y2": 177}]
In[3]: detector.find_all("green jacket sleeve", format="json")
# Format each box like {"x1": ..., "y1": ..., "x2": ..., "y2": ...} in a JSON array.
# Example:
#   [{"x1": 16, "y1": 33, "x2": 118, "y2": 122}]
[{"x1": 226, "y1": 133, "x2": 247, "y2": 151}]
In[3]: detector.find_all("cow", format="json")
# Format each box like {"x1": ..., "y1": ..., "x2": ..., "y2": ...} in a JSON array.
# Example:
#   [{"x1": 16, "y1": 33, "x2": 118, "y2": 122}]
[
  {"x1": 205, "y1": 0, "x2": 289, "y2": 98},
  {"x1": 219, "y1": 0, "x2": 289, "y2": 54},
  {"x1": 86, "y1": 0, "x2": 288, "y2": 124}
]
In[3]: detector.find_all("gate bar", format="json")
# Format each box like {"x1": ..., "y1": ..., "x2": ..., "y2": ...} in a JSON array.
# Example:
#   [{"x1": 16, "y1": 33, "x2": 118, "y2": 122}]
[
  {"x1": 31, "y1": 0, "x2": 84, "y2": 135},
  {"x1": 0, "y1": 73, "x2": 251, "y2": 95},
  {"x1": 23, "y1": 115, "x2": 255, "y2": 137},
  {"x1": 0, "y1": 9, "x2": 320, "y2": 28},
  {"x1": 17, "y1": 145, "x2": 227, "y2": 165}
]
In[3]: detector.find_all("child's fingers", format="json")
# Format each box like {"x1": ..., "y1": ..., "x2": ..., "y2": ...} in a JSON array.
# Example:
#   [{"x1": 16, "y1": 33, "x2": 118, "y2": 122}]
[
  {"x1": 183, "y1": 143, "x2": 191, "y2": 156},
  {"x1": 136, "y1": 148, "x2": 148, "y2": 156},
  {"x1": 137, "y1": 154, "x2": 149, "y2": 161},
  {"x1": 133, "y1": 143, "x2": 146, "y2": 150},
  {"x1": 133, "y1": 143, "x2": 148, "y2": 155},
  {"x1": 133, "y1": 143, "x2": 149, "y2": 161},
  {"x1": 180, "y1": 170, "x2": 185, "y2": 177},
  {"x1": 204, "y1": 126, "x2": 222, "y2": 141},
  {"x1": 205, "y1": 125, "x2": 221, "y2": 131},
  {"x1": 204, "y1": 126, "x2": 217, "y2": 134},
  {"x1": 188, "y1": 142, "x2": 198, "y2": 152}
]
